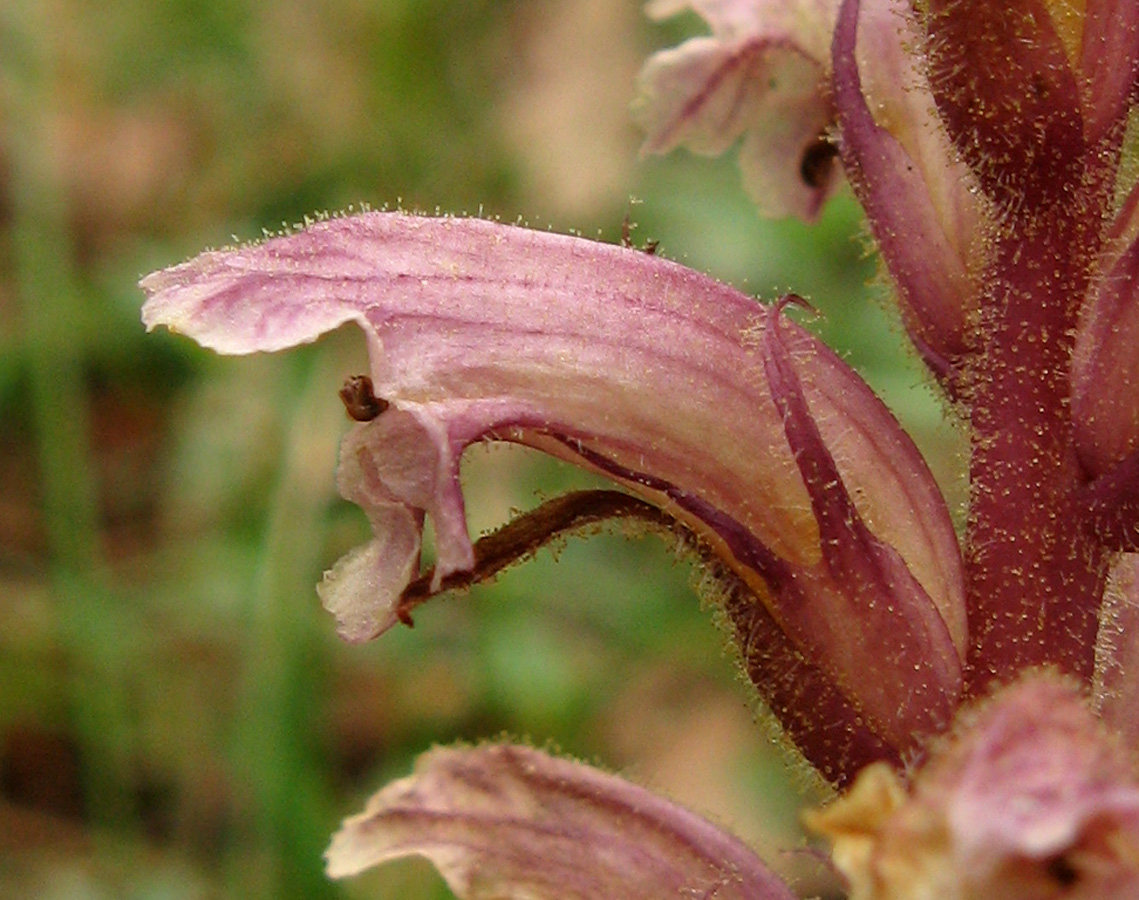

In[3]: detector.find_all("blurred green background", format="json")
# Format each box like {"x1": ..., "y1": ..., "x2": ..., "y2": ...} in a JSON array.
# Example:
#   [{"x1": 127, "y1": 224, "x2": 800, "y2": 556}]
[{"x1": 0, "y1": 1, "x2": 964, "y2": 898}]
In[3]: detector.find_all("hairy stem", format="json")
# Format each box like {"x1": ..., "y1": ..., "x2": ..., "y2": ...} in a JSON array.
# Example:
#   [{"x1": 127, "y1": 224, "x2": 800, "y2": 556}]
[{"x1": 964, "y1": 210, "x2": 1107, "y2": 693}]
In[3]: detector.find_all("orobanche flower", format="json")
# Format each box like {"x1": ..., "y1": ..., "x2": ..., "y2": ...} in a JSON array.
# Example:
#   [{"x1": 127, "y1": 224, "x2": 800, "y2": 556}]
[
  {"x1": 141, "y1": 0, "x2": 1139, "y2": 897},
  {"x1": 141, "y1": 211, "x2": 964, "y2": 785},
  {"x1": 635, "y1": 0, "x2": 843, "y2": 219},
  {"x1": 326, "y1": 742, "x2": 799, "y2": 900},
  {"x1": 808, "y1": 676, "x2": 1139, "y2": 900}
]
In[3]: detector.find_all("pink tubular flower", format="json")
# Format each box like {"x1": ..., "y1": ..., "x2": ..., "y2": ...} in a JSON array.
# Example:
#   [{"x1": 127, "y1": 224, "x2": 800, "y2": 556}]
[
  {"x1": 139, "y1": 0, "x2": 1139, "y2": 896},
  {"x1": 635, "y1": 0, "x2": 842, "y2": 219},
  {"x1": 140, "y1": 211, "x2": 964, "y2": 785},
  {"x1": 327, "y1": 677, "x2": 1139, "y2": 900},
  {"x1": 325, "y1": 742, "x2": 798, "y2": 900}
]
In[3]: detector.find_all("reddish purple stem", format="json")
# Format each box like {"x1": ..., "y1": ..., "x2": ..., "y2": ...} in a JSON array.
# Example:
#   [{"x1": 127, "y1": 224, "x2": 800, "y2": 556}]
[{"x1": 963, "y1": 209, "x2": 1107, "y2": 693}]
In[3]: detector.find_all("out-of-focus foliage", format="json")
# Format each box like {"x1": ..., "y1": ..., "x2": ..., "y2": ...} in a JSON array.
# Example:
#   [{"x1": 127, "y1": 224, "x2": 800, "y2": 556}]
[{"x1": 0, "y1": 1, "x2": 960, "y2": 898}]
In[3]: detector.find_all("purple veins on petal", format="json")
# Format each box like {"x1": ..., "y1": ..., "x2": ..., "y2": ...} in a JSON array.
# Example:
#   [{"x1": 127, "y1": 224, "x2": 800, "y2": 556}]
[
  {"x1": 140, "y1": 211, "x2": 965, "y2": 778},
  {"x1": 326, "y1": 742, "x2": 798, "y2": 900}
]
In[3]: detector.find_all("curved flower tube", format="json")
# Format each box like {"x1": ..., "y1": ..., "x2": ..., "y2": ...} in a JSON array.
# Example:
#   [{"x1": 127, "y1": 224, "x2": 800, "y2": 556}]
[
  {"x1": 325, "y1": 674, "x2": 1139, "y2": 900},
  {"x1": 326, "y1": 742, "x2": 797, "y2": 900},
  {"x1": 140, "y1": 211, "x2": 965, "y2": 781},
  {"x1": 135, "y1": 0, "x2": 1139, "y2": 896},
  {"x1": 831, "y1": 0, "x2": 983, "y2": 384}
]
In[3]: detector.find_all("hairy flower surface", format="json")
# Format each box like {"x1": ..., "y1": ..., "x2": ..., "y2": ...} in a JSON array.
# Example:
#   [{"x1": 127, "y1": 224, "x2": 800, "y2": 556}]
[
  {"x1": 326, "y1": 742, "x2": 797, "y2": 900},
  {"x1": 808, "y1": 676, "x2": 1139, "y2": 900},
  {"x1": 139, "y1": 0, "x2": 1139, "y2": 897},
  {"x1": 140, "y1": 211, "x2": 964, "y2": 781}
]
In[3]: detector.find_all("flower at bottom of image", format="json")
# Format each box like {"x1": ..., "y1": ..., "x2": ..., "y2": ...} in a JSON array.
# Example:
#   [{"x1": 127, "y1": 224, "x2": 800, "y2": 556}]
[{"x1": 319, "y1": 675, "x2": 1139, "y2": 900}]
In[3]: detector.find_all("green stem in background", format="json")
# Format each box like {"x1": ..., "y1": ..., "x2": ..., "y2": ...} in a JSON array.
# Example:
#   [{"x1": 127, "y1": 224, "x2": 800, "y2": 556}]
[
  {"x1": 8, "y1": 7, "x2": 136, "y2": 829},
  {"x1": 228, "y1": 348, "x2": 342, "y2": 900}
]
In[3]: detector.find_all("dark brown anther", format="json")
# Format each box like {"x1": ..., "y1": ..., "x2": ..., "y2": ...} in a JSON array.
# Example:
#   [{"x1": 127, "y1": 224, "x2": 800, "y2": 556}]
[
  {"x1": 339, "y1": 375, "x2": 389, "y2": 422},
  {"x1": 799, "y1": 135, "x2": 838, "y2": 189}
]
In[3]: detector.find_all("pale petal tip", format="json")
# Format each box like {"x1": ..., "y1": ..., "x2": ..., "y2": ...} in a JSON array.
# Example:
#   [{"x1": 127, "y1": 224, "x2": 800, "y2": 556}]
[{"x1": 316, "y1": 539, "x2": 414, "y2": 644}]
